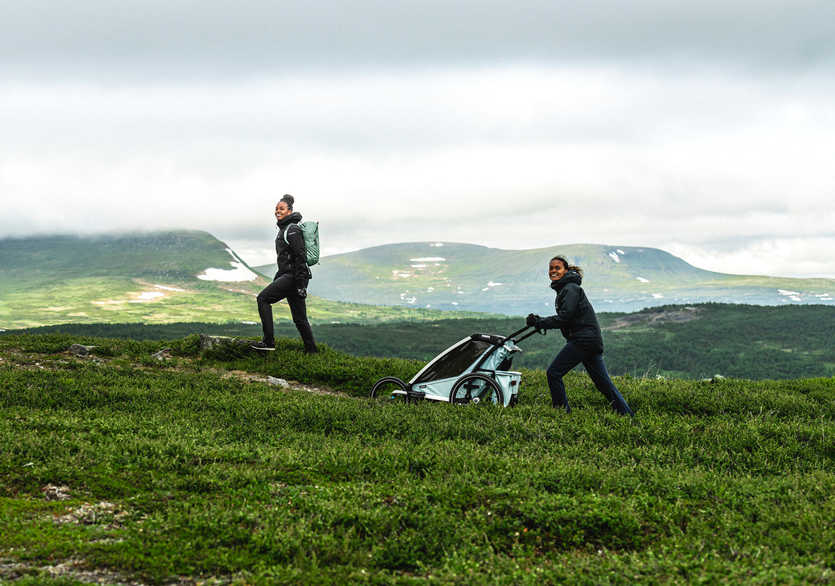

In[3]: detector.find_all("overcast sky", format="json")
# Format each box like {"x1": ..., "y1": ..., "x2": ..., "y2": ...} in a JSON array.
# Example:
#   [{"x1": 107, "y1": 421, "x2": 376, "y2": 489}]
[{"x1": 2, "y1": 0, "x2": 834, "y2": 277}]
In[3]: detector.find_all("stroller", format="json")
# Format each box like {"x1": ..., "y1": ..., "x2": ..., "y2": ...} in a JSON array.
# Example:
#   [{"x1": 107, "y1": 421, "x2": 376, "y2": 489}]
[{"x1": 370, "y1": 324, "x2": 545, "y2": 407}]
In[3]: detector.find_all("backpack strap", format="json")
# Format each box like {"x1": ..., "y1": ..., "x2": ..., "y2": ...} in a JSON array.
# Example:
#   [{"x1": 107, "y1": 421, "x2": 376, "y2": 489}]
[{"x1": 282, "y1": 222, "x2": 300, "y2": 245}]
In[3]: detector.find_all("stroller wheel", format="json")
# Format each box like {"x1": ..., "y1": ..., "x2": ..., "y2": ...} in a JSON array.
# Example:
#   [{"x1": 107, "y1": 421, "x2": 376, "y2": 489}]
[
  {"x1": 449, "y1": 373, "x2": 504, "y2": 406},
  {"x1": 370, "y1": 377, "x2": 410, "y2": 403}
]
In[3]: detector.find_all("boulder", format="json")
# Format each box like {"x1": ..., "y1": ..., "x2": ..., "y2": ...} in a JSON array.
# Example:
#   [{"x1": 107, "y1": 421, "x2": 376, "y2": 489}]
[
  {"x1": 68, "y1": 344, "x2": 95, "y2": 356},
  {"x1": 198, "y1": 334, "x2": 257, "y2": 358},
  {"x1": 42, "y1": 484, "x2": 71, "y2": 501},
  {"x1": 151, "y1": 347, "x2": 172, "y2": 361},
  {"x1": 266, "y1": 376, "x2": 290, "y2": 388},
  {"x1": 199, "y1": 334, "x2": 230, "y2": 350}
]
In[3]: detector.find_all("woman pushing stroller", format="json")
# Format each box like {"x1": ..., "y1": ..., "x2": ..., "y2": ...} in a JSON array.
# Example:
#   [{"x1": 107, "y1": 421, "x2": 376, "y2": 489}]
[{"x1": 527, "y1": 255, "x2": 633, "y2": 416}]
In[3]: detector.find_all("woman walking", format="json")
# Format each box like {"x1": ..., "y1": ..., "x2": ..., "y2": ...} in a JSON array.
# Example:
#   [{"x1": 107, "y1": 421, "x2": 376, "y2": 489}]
[
  {"x1": 251, "y1": 194, "x2": 318, "y2": 353},
  {"x1": 527, "y1": 255, "x2": 633, "y2": 415}
]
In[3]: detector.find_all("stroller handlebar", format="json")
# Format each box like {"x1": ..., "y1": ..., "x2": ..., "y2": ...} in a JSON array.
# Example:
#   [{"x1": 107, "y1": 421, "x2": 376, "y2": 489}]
[{"x1": 504, "y1": 324, "x2": 545, "y2": 344}]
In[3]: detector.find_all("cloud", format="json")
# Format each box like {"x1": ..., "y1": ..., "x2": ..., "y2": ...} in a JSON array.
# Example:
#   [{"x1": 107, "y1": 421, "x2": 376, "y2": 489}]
[
  {"x1": 2, "y1": 71, "x2": 833, "y2": 228},
  {"x1": 1, "y1": 2, "x2": 835, "y2": 277},
  {"x1": 1, "y1": 1, "x2": 834, "y2": 76},
  {"x1": 666, "y1": 237, "x2": 835, "y2": 278}
]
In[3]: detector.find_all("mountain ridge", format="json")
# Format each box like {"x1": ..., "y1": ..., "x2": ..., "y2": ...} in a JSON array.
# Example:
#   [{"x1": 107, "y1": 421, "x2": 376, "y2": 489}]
[
  {"x1": 257, "y1": 241, "x2": 835, "y2": 313},
  {"x1": 3, "y1": 230, "x2": 832, "y2": 328},
  {"x1": 0, "y1": 231, "x2": 492, "y2": 328}
]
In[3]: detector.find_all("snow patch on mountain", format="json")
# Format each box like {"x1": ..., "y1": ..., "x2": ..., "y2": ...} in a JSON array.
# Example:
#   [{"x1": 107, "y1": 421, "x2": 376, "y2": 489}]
[
  {"x1": 197, "y1": 248, "x2": 258, "y2": 282},
  {"x1": 636, "y1": 277, "x2": 650, "y2": 283},
  {"x1": 198, "y1": 263, "x2": 258, "y2": 282},
  {"x1": 608, "y1": 251, "x2": 620, "y2": 263},
  {"x1": 778, "y1": 289, "x2": 803, "y2": 301},
  {"x1": 410, "y1": 257, "x2": 446, "y2": 262}
]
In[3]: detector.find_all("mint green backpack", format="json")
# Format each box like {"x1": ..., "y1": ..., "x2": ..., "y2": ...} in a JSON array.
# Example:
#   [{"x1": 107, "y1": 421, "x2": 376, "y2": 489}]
[{"x1": 283, "y1": 221, "x2": 320, "y2": 266}]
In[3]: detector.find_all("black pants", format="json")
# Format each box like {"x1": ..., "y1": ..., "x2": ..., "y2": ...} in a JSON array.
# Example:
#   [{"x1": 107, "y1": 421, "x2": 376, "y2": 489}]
[
  {"x1": 546, "y1": 341, "x2": 633, "y2": 416},
  {"x1": 256, "y1": 273, "x2": 317, "y2": 352}
]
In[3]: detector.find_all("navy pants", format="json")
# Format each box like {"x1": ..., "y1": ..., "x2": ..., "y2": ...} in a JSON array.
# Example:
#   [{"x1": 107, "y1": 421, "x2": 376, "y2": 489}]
[
  {"x1": 546, "y1": 341, "x2": 633, "y2": 416},
  {"x1": 256, "y1": 273, "x2": 317, "y2": 352}
]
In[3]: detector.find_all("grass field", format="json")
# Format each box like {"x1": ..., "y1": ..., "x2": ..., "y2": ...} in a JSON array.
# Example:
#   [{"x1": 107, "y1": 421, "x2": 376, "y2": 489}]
[
  {"x1": 1, "y1": 333, "x2": 833, "y2": 583},
  {"x1": 0, "y1": 274, "x2": 498, "y2": 330},
  {"x1": 11, "y1": 303, "x2": 835, "y2": 380}
]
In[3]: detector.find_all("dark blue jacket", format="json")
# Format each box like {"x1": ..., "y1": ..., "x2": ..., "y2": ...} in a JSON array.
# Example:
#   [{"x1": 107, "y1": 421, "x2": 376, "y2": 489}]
[
  {"x1": 275, "y1": 212, "x2": 310, "y2": 288},
  {"x1": 535, "y1": 270, "x2": 604, "y2": 353}
]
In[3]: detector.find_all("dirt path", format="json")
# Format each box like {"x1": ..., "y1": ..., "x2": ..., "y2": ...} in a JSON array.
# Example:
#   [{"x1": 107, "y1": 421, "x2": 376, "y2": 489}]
[{"x1": 219, "y1": 370, "x2": 346, "y2": 397}]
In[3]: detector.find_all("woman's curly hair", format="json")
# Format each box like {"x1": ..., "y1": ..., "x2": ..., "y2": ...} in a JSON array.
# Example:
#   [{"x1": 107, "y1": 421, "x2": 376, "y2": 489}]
[
  {"x1": 550, "y1": 255, "x2": 583, "y2": 277},
  {"x1": 279, "y1": 194, "x2": 294, "y2": 210}
]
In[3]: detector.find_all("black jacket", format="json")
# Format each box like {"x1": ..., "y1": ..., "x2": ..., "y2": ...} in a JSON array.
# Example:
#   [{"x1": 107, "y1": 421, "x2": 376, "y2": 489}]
[
  {"x1": 275, "y1": 212, "x2": 310, "y2": 288},
  {"x1": 535, "y1": 270, "x2": 604, "y2": 353}
]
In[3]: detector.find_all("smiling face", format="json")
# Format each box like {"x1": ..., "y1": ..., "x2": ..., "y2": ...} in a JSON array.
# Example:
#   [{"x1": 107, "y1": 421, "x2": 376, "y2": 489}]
[
  {"x1": 274, "y1": 201, "x2": 291, "y2": 221},
  {"x1": 549, "y1": 258, "x2": 568, "y2": 282}
]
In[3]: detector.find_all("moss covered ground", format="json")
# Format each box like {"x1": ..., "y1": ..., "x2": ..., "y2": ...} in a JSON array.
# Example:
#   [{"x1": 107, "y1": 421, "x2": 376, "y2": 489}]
[{"x1": 1, "y1": 333, "x2": 833, "y2": 583}]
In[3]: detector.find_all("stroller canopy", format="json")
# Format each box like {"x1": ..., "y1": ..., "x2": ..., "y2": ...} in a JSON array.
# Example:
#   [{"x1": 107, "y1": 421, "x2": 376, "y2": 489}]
[{"x1": 411, "y1": 334, "x2": 511, "y2": 385}]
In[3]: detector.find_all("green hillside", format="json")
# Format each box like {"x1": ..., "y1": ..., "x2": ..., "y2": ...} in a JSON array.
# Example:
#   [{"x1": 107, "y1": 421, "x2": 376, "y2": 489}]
[
  {"x1": 262, "y1": 242, "x2": 835, "y2": 313},
  {"x1": 11, "y1": 303, "x2": 835, "y2": 380},
  {"x1": 1, "y1": 333, "x2": 832, "y2": 583},
  {"x1": 0, "y1": 232, "x2": 492, "y2": 328}
]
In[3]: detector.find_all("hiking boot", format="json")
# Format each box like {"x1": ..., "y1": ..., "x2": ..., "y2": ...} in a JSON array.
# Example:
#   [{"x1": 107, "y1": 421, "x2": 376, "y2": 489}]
[{"x1": 250, "y1": 341, "x2": 275, "y2": 351}]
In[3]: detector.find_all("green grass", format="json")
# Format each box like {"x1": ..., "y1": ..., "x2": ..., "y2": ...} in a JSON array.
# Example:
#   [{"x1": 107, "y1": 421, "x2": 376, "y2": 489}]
[
  {"x1": 11, "y1": 303, "x2": 835, "y2": 379},
  {"x1": 0, "y1": 273, "x2": 494, "y2": 330},
  {"x1": 1, "y1": 333, "x2": 833, "y2": 583}
]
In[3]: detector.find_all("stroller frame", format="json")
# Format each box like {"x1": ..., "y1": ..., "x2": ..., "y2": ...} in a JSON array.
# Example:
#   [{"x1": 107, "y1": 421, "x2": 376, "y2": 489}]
[{"x1": 370, "y1": 324, "x2": 545, "y2": 407}]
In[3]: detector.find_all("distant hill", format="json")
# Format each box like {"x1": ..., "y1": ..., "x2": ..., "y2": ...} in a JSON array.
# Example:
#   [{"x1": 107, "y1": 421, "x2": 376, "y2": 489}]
[
  {"x1": 257, "y1": 242, "x2": 835, "y2": 313},
  {"x1": 0, "y1": 232, "x2": 490, "y2": 329}
]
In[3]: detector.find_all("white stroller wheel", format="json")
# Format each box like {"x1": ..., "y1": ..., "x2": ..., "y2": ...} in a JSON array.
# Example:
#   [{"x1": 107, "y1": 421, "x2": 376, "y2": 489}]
[
  {"x1": 370, "y1": 376, "x2": 410, "y2": 403},
  {"x1": 449, "y1": 373, "x2": 504, "y2": 406}
]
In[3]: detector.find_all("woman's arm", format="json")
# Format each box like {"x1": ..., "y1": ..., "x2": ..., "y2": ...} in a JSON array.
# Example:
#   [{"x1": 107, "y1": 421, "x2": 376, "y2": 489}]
[
  {"x1": 536, "y1": 283, "x2": 581, "y2": 329},
  {"x1": 286, "y1": 225, "x2": 310, "y2": 289}
]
